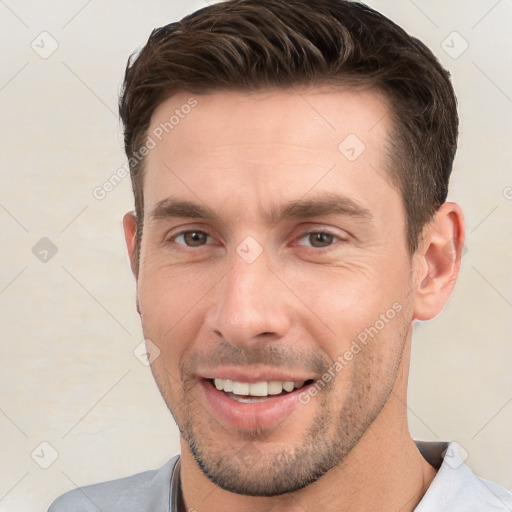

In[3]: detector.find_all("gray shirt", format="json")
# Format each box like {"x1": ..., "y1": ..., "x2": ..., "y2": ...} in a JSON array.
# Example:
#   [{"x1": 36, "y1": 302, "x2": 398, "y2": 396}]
[{"x1": 48, "y1": 441, "x2": 512, "y2": 511}]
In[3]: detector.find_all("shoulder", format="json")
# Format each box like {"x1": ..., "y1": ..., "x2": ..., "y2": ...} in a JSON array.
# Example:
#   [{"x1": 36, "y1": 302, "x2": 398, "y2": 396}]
[
  {"x1": 416, "y1": 441, "x2": 512, "y2": 511},
  {"x1": 477, "y1": 476, "x2": 512, "y2": 510},
  {"x1": 48, "y1": 455, "x2": 179, "y2": 512}
]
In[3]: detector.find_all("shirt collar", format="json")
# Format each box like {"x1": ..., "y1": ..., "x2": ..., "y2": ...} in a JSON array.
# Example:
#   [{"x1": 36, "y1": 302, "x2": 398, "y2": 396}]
[
  {"x1": 168, "y1": 442, "x2": 512, "y2": 511},
  {"x1": 415, "y1": 441, "x2": 512, "y2": 511}
]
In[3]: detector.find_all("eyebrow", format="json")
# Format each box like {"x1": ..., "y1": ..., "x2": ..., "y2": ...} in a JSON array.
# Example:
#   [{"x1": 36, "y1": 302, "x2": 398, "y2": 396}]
[
  {"x1": 149, "y1": 193, "x2": 372, "y2": 224},
  {"x1": 150, "y1": 199, "x2": 215, "y2": 221},
  {"x1": 270, "y1": 193, "x2": 372, "y2": 223}
]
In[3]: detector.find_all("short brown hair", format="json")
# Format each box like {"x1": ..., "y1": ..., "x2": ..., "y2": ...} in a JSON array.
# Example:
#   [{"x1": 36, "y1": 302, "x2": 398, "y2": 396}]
[{"x1": 119, "y1": 0, "x2": 458, "y2": 261}]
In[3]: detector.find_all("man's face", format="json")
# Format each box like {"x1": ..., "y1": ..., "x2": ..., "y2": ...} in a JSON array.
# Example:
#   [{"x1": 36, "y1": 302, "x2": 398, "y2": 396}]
[{"x1": 131, "y1": 88, "x2": 418, "y2": 495}]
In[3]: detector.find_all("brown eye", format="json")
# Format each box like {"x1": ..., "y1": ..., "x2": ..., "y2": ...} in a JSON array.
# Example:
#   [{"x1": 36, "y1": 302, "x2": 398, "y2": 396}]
[
  {"x1": 309, "y1": 232, "x2": 335, "y2": 247},
  {"x1": 298, "y1": 232, "x2": 338, "y2": 248},
  {"x1": 175, "y1": 231, "x2": 209, "y2": 247}
]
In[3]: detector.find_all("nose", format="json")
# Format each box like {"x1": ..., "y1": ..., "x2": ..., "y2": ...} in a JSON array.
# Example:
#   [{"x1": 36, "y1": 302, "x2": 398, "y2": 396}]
[{"x1": 206, "y1": 249, "x2": 292, "y2": 348}]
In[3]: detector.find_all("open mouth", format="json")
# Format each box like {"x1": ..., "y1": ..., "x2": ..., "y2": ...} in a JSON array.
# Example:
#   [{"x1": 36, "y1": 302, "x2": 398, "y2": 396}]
[
  {"x1": 207, "y1": 378, "x2": 315, "y2": 403},
  {"x1": 200, "y1": 375, "x2": 316, "y2": 429}
]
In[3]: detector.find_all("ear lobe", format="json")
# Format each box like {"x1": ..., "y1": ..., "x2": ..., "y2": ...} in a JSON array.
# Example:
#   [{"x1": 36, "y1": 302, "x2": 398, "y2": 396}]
[
  {"x1": 412, "y1": 202, "x2": 465, "y2": 321},
  {"x1": 123, "y1": 211, "x2": 139, "y2": 279}
]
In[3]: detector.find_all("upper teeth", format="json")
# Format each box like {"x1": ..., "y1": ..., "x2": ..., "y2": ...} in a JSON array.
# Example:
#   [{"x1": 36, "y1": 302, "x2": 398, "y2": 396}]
[{"x1": 214, "y1": 379, "x2": 305, "y2": 396}]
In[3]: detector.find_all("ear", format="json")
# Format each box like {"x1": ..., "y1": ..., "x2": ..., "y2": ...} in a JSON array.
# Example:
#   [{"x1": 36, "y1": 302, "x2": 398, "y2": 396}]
[
  {"x1": 123, "y1": 211, "x2": 139, "y2": 279},
  {"x1": 412, "y1": 202, "x2": 465, "y2": 321}
]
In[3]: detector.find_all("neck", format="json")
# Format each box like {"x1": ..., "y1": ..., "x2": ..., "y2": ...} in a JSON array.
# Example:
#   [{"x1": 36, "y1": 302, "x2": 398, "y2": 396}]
[{"x1": 179, "y1": 343, "x2": 437, "y2": 512}]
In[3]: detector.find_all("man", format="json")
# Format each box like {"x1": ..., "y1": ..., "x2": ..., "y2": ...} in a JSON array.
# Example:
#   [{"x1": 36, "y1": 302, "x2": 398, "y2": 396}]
[{"x1": 49, "y1": 0, "x2": 512, "y2": 510}]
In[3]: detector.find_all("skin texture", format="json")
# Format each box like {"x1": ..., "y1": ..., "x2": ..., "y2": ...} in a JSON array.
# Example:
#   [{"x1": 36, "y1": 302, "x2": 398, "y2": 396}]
[{"x1": 123, "y1": 87, "x2": 465, "y2": 512}]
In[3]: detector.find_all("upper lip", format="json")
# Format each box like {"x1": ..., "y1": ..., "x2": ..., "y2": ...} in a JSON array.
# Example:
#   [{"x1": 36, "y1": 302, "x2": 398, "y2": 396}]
[{"x1": 198, "y1": 366, "x2": 316, "y2": 383}]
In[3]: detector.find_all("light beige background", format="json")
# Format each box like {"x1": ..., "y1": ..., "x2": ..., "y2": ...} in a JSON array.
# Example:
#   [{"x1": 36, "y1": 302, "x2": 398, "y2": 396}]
[{"x1": 0, "y1": 1, "x2": 511, "y2": 510}]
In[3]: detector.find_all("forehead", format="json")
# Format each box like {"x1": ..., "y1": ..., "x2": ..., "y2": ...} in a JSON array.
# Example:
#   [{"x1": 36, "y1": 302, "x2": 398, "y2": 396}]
[
  {"x1": 150, "y1": 85, "x2": 390, "y2": 150},
  {"x1": 143, "y1": 87, "x2": 396, "y2": 218}
]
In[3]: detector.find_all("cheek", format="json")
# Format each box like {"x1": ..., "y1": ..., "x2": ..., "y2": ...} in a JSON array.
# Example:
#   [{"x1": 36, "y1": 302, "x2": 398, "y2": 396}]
[
  {"x1": 136, "y1": 265, "x2": 215, "y2": 381},
  {"x1": 283, "y1": 260, "x2": 409, "y2": 347},
  {"x1": 137, "y1": 260, "x2": 218, "y2": 325}
]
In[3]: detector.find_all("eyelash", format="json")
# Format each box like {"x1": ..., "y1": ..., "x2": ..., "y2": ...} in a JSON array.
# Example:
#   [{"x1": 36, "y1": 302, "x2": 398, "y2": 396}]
[
  {"x1": 295, "y1": 230, "x2": 343, "y2": 249},
  {"x1": 168, "y1": 230, "x2": 213, "y2": 247},
  {"x1": 168, "y1": 229, "x2": 345, "y2": 250}
]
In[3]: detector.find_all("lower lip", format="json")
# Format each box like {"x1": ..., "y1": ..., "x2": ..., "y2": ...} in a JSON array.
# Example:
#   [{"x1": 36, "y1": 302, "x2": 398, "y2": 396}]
[{"x1": 199, "y1": 380, "x2": 309, "y2": 431}]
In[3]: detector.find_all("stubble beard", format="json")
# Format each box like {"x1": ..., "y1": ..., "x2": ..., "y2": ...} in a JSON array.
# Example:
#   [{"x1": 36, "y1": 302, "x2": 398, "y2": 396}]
[{"x1": 153, "y1": 317, "x2": 410, "y2": 497}]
